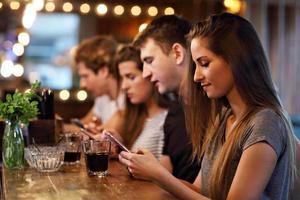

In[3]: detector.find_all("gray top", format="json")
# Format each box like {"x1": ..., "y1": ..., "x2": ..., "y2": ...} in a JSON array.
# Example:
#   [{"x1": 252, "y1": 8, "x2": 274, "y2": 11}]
[{"x1": 201, "y1": 108, "x2": 290, "y2": 200}]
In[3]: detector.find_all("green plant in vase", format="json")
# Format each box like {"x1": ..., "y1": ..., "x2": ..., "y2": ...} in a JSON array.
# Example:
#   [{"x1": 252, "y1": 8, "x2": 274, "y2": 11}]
[{"x1": 0, "y1": 81, "x2": 40, "y2": 169}]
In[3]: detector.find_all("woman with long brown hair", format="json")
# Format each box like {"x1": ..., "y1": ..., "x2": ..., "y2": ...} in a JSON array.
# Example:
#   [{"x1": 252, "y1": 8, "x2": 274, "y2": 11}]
[
  {"x1": 119, "y1": 12, "x2": 299, "y2": 200},
  {"x1": 102, "y1": 45, "x2": 169, "y2": 159}
]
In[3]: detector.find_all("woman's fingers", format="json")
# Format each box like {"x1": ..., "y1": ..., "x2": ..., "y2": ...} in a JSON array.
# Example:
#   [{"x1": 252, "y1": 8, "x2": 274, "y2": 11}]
[
  {"x1": 119, "y1": 152, "x2": 132, "y2": 166},
  {"x1": 136, "y1": 148, "x2": 149, "y2": 155},
  {"x1": 120, "y1": 151, "x2": 132, "y2": 160}
]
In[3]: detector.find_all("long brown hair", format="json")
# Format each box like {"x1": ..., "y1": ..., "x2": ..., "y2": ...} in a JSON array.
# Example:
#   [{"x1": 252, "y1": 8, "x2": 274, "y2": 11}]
[
  {"x1": 185, "y1": 12, "x2": 296, "y2": 199},
  {"x1": 115, "y1": 45, "x2": 169, "y2": 147}
]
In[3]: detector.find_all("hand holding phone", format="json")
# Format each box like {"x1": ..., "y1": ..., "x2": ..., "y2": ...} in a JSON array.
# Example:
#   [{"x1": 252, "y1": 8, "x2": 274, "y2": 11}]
[
  {"x1": 70, "y1": 118, "x2": 96, "y2": 140},
  {"x1": 103, "y1": 130, "x2": 130, "y2": 153}
]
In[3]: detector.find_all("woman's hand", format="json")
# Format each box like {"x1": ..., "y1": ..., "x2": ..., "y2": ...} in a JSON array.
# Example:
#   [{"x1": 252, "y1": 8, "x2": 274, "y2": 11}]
[
  {"x1": 118, "y1": 148, "x2": 165, "y2": 181},
  {"x1": 84, "y1": 116, "x2": 103, "y2": 134}
]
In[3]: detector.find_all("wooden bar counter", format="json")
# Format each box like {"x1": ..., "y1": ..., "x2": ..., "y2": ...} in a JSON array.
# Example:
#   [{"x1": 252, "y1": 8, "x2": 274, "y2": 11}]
[{"x1": 2, "y1": 160, "x2": 177, "y2": 200}]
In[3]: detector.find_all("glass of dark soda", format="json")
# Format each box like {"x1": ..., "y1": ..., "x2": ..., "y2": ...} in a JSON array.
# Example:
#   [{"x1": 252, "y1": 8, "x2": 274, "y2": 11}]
[
  {"x1": 63, "y1": 133, "x2": 82, "y2": 165},
  {"x1": 83, "y1": 140, "x2": 111, "y2": 177}
]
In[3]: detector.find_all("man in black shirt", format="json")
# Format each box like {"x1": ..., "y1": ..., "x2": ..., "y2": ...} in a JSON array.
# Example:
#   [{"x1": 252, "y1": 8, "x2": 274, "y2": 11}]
[
  {"x1": 119, "y1": 15, "x2": 201, "y2": 183},
  {"x1": 163, "y1": 99, "x2": 200, "y2": 183}
]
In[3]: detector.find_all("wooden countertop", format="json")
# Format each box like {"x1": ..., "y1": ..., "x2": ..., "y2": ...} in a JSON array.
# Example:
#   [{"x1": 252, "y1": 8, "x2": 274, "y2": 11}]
[{"x1": 2, "y1": 159, "x2": 177, "y2": 200}]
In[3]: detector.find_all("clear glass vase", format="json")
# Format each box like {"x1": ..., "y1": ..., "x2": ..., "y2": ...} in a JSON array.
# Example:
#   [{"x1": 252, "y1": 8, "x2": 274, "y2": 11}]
[{"x1": 2, "y1": 120, "x2": 25, "y2": 169}]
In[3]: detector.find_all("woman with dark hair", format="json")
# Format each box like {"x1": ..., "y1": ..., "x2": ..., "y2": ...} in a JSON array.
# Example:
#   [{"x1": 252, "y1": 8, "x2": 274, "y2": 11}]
[
  {"x1": 102, "y1": 45, "x2": 169, "y2": 159},
  {"x1": 119, "y1": 13, "x2": 299, "y2": 199}
]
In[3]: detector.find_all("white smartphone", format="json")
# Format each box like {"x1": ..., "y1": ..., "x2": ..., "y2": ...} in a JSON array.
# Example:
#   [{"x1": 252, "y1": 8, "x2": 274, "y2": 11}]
[{"x1": 103, "y1": 131, "x2": 130, "y2": 153}]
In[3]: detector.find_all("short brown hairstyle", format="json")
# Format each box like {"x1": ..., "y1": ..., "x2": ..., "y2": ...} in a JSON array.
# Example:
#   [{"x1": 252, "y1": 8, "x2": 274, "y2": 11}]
[
  {"x1": 133, "y1": 15, "x2": 191, "y2": 54},
  {"x1": 75, "y1": 35, "x2": 118, "y2": 75}
]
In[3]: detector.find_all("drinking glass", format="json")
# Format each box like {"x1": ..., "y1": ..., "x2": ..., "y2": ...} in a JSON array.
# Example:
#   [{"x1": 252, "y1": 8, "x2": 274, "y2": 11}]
[
  {"x1": 83, "y1": 140, "x2": 111, "y2": 177},
  {"x1": 62, "y1": 133, "x2": 82, "y2": 164}
]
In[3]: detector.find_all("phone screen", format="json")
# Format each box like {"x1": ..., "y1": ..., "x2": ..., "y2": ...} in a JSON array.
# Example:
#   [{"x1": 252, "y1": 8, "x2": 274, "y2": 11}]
[
  {"x1": 104, "y1": 131, "x2": 130, "y2": 153},
  {"x1": 71, "y1": 118, "x2": 85, "y2": 129}
]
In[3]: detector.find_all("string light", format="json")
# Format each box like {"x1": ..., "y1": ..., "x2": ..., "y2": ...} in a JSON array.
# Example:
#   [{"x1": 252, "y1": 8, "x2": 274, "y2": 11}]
[
  {"x1": 45, "y1": 1, "x2": 55, "y2": 12},
  {"x1": 59, "y1": 90, "x2": 70, "y2": 101},
  {"x1": 131, "y1": 5, "x2": 141, "y2": 16},
  {"x1": 96, "y1": 3, "x2": 108, "y2": 15},
  {"x1": 113, "y1": 5, "x2": 124, "y2": 16},
  {"x1": 77, "y1": 90, "x2": 88, "y2": 101},
  {"x1": 224, "y1": 0, "x2": 242, "y2": 13},
  {"x1": 80, "y1": 3, "x2": 90, "y2": 14},
  {"x1": 18, "y1": 32, "x2": 30, "y2": 46},
  {"x1": 13, "y1": 64, "x2": 24, "y2": 77},
  {"x1": 139, "y1": 23, "x2": 148, "y2": 32},
  {"x1": 12, "y1": 43, "x2": 25, "y2": 56},
  {"x1": 22, "y1": 3, "x2": 37, "y2": 29},
  {"x1": 164, "y1": 7, "x2": 175, "y2": 15},
  {"x1": 5, "y1": 2, "x2": 175, "y2": 18},
  {"x1": 1, "y1": 60, "x2": 14, "y2": 78},
  {"x1": 62, "y1": 2, "x2": 73, "y2": 12},
  {"x1": 148, "y1": 6, "x2": 158, "y2": 17},
  {"x1": 10, "y1": 1, "x2": 20, "y2": 10},
  {"x1": 32, "y1": 0, "x2": 44, "y2": 11},
  {"x1": 0, "y1": 2, "x2": 3, "y2": 9}
]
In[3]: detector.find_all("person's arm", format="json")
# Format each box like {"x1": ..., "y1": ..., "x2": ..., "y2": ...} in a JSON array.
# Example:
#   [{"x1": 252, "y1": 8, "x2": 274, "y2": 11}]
[
  {"x1": 119, "y1": 149, "x2": 208, "y2": 200},
  {"x1": 80, "y1": 108, "x2": 98, "y2": 124},
  {"x1": 181, "y1": 170, "x2": 201, "y2": 192},
  {"x1": 154, "y1": 167, "x2": 208, "y2": 200},
  {"x1": 226, "y1": 142, "x2": 277, "y2": 200},
  {"x1": 100, "y1": 110, "x2": 124, "y2": 137},
  {"x1": 160, "y1": 155, "x2": 173, "y2": 173},
  {"x1": 119, "y1": 142, "x2": 278, "y2": 200}
]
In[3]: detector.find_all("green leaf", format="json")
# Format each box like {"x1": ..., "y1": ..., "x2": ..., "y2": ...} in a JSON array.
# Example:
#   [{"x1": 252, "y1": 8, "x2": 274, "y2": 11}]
[{"x1": 0, "y1": 82, "x2": 41, "y2": 123}]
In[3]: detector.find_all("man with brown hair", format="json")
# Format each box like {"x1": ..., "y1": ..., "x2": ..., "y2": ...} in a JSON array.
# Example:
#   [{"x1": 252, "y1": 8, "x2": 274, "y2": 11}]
[
  {"x1": 74, "y1": 35, "x2": 123, "y2": 125},
  {"x1": 119, "y1": 15, "x2": 201, "y2": 183}
]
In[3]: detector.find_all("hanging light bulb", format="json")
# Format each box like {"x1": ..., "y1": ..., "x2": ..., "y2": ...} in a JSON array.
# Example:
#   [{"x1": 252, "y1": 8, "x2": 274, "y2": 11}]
[
  {"x1": 224, "y1": 0, "x2": 242, "y2": 13},
  {"x1": 45, "y1": 1, "x2": 55, "y2": 12},
  {"x1": 32, "y1": 0, "x2": 44, "y2": 11},
  {"x1": 96, "y1": 3, "x2": 108, "y2": 15},
  {"x1": 131, "y1": 5, "x2": 141, "y2": 16},
  {"x1": 164, "y1": 7, "x2": 175, "y2": 15},
  {"x1": 77, "y1": 90, "x2": 88, "y2": 101},
  {"x1": 113, "y1": 5, "x2": 124, "y2": 16},
  {"x1": 80, "y1": 3, "x2": 90, "y2": 14},
  {"x1": 22, "y1": 3, "x2": 37, "y2": 29},
  {"x1": 10, "y1": 1, "x2": 20, "y2": 10},
  {"x1": 12, "y1": 43, "x2": 25, "y2": 56},
  {"x1": 139, "y1": 23, "x2": 148, "y2": 33},
  {"x1": 148, "y1": 6, "x2": 158, "y2": 17},
  {"x1": 13, "y1": 64, "x2": 24, "y2": 77},
  {"x1": 18, "y1": 32, "x2": 30, "y2": 46},
  {"x1": 62, "y1": 2, "x2": 73, "y2": 12},
  {"x1": 1, "y1": 60, "x2": 14, "y2": 78},
  {"x1": 59, "y1": 90, "x2": 70, "y2": 101}
]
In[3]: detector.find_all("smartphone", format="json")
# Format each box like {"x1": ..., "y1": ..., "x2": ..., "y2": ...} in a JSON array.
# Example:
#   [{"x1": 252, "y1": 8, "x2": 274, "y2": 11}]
[
  {"x1": 70, "y1": 118, "x2": 96, "y2": 140},
  {"x1": 103, "y1": 131, "x2": 130, "y2": 153},
  {"x1": 70, "y1": 118, "x2": 85, "y2": 129}
]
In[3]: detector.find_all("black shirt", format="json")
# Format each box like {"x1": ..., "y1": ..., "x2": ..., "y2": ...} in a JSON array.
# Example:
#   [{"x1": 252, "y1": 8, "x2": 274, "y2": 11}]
[{"x1": 163, "y1": 99, "x2": 201, "y2": 183}]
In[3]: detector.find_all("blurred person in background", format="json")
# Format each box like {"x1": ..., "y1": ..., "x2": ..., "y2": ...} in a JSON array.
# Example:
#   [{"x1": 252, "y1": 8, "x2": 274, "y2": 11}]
[{"x1": 65, "y1": 35, "x2": 123, "y2": 132}]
